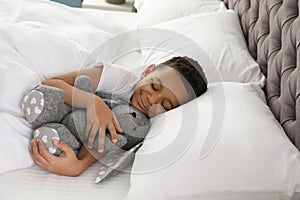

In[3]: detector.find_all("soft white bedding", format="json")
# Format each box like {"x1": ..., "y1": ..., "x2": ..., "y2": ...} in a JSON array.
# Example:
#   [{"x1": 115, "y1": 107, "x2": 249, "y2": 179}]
[
  {"x1": 0, "y1": 0, "x2": 139, "y2": 175},
  {"x1": 0, "y1": 0, "x2": 138, "y2": 199},
  {"x1": 0, "y1": 162, "x2": 131, "y2": 200},
  {"x1": 1, "y1": 0, "x2": 300, "y2": 199},
  {"x1": 126, "y1": 82, "x2": 300, "y2": 200}
]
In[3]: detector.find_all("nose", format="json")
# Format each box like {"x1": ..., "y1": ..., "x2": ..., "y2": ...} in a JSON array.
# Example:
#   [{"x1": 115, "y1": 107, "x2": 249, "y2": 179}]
[{"x1": 147, "y1": 93, "x2": 162, "y2": 105}]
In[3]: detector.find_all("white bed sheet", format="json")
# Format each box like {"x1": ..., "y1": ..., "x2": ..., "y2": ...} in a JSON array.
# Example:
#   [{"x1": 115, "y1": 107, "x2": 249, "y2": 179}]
[{"x1": 0, "y1": 163, "x2": 132, "y2": 200}]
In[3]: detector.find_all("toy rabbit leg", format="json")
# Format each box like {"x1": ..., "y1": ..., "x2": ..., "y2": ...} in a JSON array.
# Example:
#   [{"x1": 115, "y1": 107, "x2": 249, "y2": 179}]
[{"x1": 22, "y1": 85, "x2": 71, "y2": 129}]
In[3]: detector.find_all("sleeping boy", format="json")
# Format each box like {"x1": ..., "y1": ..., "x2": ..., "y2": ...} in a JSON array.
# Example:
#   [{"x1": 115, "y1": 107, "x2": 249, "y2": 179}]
[{"x1": 29, "y1": 56, "x2": 207, "y2": 176}]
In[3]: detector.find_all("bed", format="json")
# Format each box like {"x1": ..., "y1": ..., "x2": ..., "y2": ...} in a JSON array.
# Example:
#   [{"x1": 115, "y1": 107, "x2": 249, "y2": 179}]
[{"x1": 0, "y1": 0, "x2": 299, "y2": 199}]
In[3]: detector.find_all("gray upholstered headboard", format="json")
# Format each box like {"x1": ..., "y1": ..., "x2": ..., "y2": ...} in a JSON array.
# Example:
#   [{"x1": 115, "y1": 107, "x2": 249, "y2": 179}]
[{"x1": 223, "y1": 0, "x2": 300, "y2": 150}]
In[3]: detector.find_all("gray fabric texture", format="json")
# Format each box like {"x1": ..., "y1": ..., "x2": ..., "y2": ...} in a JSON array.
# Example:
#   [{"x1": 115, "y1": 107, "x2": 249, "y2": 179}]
[
  {"x1": 112, "y1": 105, "x2": 150, "y2": 150},
  {"x1": 34, "y1": 124, "x2": 81, "y2": 156},
  {"x1": 61, "y1": 109, "x2": 128, "y2": 151},
  {"x1": 23, "y1": 75, "x2": 150, "y2": 152},
  {"x1": 23, "y1": 85, "x2": 70, "y2": 129},
  {"x1": 22, "y1": 89, "x2": 44, "y2": 123},
  {"x1": 33, "y1": 126, "x2": 61, "y2": 155},
  {"x1": 23, "y1": 74, "x2": 151, "y2": 182},
  {"x1": 94, "y1": 142, "x2": 143, "y2": 183}
]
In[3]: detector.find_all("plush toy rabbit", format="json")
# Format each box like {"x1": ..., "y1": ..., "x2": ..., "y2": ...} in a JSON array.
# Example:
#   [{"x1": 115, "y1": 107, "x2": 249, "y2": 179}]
[{"x1": 22, "y1": 75, "x2": 150, "y2": 156}]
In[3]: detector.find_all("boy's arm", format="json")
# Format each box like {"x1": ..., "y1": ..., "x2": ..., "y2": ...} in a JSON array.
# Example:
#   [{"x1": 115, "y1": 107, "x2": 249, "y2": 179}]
[
  {"x1": 42, "y1": 67, "x2": 102, "y2": 108},
  {"x1": 30, "y1": 138, "x2": 99, "y2": 177}
]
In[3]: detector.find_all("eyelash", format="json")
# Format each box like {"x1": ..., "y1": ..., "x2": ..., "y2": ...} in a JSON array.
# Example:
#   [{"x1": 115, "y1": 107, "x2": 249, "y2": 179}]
[
  {"x1": 151, "y1": 81, "x2": 158, "y2": 91},
  {"x1": 162, "y1": 103, "x2": 168, "y2": 110},
  {"x1": 151, "y1": 79, "x2": 169, "y2": 110}
]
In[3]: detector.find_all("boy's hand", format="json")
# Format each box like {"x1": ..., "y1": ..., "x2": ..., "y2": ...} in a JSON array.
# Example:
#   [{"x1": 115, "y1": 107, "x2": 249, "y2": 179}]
[
  {"x1": 30, "y1": 139, "x2": 84, "y2": 176},
  {"x1": 85, "y1": 98, "x2": 123, "y2": 153}
]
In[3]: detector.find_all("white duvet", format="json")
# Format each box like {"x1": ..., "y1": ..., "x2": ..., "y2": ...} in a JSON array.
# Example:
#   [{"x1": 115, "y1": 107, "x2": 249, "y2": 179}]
[{"x1": 0, "y1": 0, "x2": 134, "y2": 174}]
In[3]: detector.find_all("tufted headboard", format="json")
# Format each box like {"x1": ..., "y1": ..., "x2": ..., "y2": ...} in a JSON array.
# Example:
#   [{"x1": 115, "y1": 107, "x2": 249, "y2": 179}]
[{"x1": 223, "y1": 0, "x2": 300, "y2": 150}]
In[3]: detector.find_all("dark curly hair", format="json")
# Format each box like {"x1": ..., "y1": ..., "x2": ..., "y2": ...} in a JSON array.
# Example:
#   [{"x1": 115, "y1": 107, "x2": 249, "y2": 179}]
[{"x1": 155, "y1": 56, "x2": 208, "y2": 99}]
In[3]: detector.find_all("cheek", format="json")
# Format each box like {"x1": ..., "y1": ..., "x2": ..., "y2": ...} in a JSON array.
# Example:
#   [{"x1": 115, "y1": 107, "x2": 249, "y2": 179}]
[
  {"x1": 131, "y1": 90, "x2": 148, "y2": 116},
  {"x1": 134, "y1": 84, "x2": 151, "y2": 97},
  {"x1": 131, "y1": 90, "x2": 138, "y2": 106}
]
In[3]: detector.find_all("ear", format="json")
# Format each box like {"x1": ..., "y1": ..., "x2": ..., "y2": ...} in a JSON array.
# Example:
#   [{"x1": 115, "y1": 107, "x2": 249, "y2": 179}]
[{"x1": 141, "y1": 64, "x2": 155, "y2": 78}]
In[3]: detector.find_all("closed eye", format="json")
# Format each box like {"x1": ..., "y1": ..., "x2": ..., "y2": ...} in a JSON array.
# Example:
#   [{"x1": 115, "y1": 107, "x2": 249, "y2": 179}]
[
  {"x1": 151, "y1": 78, "x2": 159, "y2": 91},
  {"x1": 162, "y1": 104, "x2": 167, "y2": 111},
  {"x1": 162, "y1": 100, "x2": 172, "y2": 111}
]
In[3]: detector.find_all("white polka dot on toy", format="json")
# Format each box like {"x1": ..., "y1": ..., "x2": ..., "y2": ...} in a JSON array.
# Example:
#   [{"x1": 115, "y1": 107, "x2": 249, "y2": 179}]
[
  {"x1": 42, "y1": 135, "x2": 48, "y2": 143},
  {"x1": 34, "y1": 106, "x2": 42, "y2": 114},
  {"x1": 95, "y1": 177, "x2": 101, "y2": 183},
  {"x1": 26, "y1": 108, "x2": 31, "y2": 115},
  {"x1": 52, "y1": 136, "x2": 60, "y2": 141},
  {"x1": 40, "y1": 98, "x2": 44, "y2": 106},
  {"x1": 35, "y1": 130, "x2": 40, "y2": 137},
  {"x1": 30, "y1": 97, "x2": 37, "y2": 104},
  {"x1": 106, "y1": 162, "x2": 114, "y2": 166},
  {"x1": 49, "y1": 147, "x2": 57, "y2": 154},
  {"x1": 24, "y1": 95, "x2": 28, "y2": 102},
  {"x1": 99, "y1": 170, "x2": 106, "y2": 175}
]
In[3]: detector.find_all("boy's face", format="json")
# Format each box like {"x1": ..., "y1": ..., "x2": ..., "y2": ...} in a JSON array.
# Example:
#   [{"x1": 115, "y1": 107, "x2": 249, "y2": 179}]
[{"x1": 131, "y1": 65, "x2": 190, "y2": 118}]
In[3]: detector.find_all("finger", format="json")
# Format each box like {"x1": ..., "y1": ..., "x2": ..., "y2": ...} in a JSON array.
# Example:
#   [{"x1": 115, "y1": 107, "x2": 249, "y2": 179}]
[
  {"x1": 30, "y1": 139, "x2": 49, "y2": 167},
  {"x1": 29, "y1": 141, "x2": 44, "y2": 167},
  {"x1": 97, "y1": 127, "x2": 106, "y2": 153},
  {"x1": 36, "y1": 139, "x2": 56, "y2": 163},
  {"x1": 88, "y1": 123, "x2": 98, "y2": 149},
  {"x1": 85, "y1": 121, "x2": 92, "y2": 139},
  {"x1": 53, "y1": 139, "x2": 74, "y2": 155},
  {"x1": 112, "y1": 113, "x2": 123, "y2": 133},
  {"x1": 108, "y1": 123, "x2": 118, "y2": 143}
]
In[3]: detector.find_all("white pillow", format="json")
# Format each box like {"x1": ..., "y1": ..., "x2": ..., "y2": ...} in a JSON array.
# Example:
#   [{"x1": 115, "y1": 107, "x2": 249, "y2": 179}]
[
  {"x1": 126, "y1": 82, "x2": 300, "y2": 200},
  {"x1": 0, "y1": 23, "x2": 92, "y2": 115},
  {"x1": 138, "y1": 10, "x2": 265, "y2": 86},
  {"x1": 0, "y1": 113, "x2": 33, "y2": 174},
  {"x1": 0, "y1": 21, "x2": 138, "y2": 175},
  {"x1": 17, "y1": 0, "x2": 128, "y2": 53},
  {"x1": 134, "y1": 0, "x2": 226, "y2": 27},
  {"x1": 0, "y1": 23, "x2": 91, "y2": 174},
  {"x1": 0, "y1": 0, "x2": 129, "y2": 54}
]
